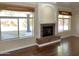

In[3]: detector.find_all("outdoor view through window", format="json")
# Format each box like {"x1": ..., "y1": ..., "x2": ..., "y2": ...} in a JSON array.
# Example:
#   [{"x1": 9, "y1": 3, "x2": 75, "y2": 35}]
[
  {"x1": 58, "y1": 15, "x2": 71, "y2": 32},
  {"x1": 0, "y1": 10, "x2": 34, "y2": 40}
]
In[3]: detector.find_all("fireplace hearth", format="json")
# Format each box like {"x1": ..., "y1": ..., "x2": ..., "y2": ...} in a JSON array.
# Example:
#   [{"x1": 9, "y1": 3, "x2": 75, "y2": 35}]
[
  {"x1": 36, "y1": 23, "x2": 60, "y2": 47},
  {"x1": 41, "y1": 23, "x2": 55, "y2": 37}
]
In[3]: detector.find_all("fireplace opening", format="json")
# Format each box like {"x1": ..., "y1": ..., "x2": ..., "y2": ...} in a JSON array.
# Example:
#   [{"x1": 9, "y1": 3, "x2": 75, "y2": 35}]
[{"x1": 41, "y1": 23, "x2": 55, "y2": 37}]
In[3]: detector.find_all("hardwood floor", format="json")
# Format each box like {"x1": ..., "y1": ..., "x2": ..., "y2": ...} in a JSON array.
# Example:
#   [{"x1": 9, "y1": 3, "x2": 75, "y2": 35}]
[
  {"x1": 0, "y1": 36, "x2": 79, "y2": 56},
  {"x1": 62, "y1": 36, "x2": 79, "y2": 56}
]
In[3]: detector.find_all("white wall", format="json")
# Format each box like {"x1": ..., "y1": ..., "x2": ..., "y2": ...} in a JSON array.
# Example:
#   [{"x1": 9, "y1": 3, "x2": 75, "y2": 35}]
[
  {"x1": 71, "y1": 9, "x2": 79, "y2": 36},
  {"x1": 58, "y1": 6, "x2": 72, "y2": 12},
  {"x1": 38, "y1": 3, "x2": 57, "y2": 24}
]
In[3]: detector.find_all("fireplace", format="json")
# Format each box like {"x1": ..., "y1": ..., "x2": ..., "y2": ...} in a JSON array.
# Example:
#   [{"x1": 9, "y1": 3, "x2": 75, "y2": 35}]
[
  {"x1": 36, "y1": 23, "x2": 60, "y2": 47},
  {"x1": 41, "y1": 23, "x2": 55, "y2": 37}
]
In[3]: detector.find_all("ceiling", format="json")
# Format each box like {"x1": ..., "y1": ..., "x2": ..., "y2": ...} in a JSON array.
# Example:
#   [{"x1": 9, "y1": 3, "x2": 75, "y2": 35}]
[
  {"x1": 1, "y1": 2, "x2": 79, "y2": 8},
  {"x1": 56, "y1": 2, "x2": 79, "y2": 8}
]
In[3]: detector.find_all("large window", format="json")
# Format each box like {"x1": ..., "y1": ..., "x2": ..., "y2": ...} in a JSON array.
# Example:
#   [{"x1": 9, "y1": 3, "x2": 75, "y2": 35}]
[
  {"x1": 58, "y1": 14, "x2": 71, "y2": 33},
  {"x1": 0, "y1": 10, "x2": 34, "y2": 40}
]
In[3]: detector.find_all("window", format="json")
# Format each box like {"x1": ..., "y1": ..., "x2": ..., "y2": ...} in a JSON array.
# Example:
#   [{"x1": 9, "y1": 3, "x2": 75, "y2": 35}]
[
  {"x1": 0, "y1": 10, "x2": 34, "y2": 40},
  {"x1": 1, "y1": 18, "x2": 18, "y2": 39},
  {"x1": 58, "y1": 14, "x2": 71, "y2": 32}
]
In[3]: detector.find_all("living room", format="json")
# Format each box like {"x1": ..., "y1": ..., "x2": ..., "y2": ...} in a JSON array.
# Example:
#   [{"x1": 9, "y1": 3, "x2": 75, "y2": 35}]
[{"x1": 0, "y1": 2, "x2": 79, "y2": 56}]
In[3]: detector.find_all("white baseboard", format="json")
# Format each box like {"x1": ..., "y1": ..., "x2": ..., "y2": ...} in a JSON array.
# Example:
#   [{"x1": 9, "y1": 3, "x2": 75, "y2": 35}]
[
  {"x1": 0, "y1": 43, "x2": 36, "y2": 54},
  {"x1": 61, "y1": 35, "x2": 72, "y2": 38}
]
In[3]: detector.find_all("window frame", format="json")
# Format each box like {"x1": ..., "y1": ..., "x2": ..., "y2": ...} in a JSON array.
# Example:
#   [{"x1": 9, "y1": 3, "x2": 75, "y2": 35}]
[
  {"x1": 58, "y1": 15, "x2": 71, "y2": 33},
  {"x1": 0, "y1": 3, "x2": 35, "y2": 40}
]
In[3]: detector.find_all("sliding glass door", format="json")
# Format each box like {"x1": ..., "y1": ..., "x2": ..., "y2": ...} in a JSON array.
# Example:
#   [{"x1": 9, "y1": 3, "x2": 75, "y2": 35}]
[{"x1": 0, "y1": 10, "x2": 34, "y2": 40}]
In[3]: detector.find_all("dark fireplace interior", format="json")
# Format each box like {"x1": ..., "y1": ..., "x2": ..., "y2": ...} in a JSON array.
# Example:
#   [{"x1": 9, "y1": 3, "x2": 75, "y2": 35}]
[{"x1": 41, "y1": 23, "x2": 55, "y2": 37}]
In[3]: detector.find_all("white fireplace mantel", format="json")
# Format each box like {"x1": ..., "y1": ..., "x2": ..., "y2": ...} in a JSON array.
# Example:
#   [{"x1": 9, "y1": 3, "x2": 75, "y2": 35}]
[{"x1": 35, "y1": 3, "x2": 58, "y2": 38}]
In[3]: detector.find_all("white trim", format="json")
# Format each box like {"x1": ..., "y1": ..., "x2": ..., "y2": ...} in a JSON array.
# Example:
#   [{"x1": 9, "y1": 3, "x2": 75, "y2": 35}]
[
  {"x1": 0, "y1": 43, "x2": 36, "y2": 54},
  {"x1": 36, "y1": 39, "x2": 61, "y2": 47},
  {"x1": 60, "y1": 34, "x2": 72, "y2": 38}
]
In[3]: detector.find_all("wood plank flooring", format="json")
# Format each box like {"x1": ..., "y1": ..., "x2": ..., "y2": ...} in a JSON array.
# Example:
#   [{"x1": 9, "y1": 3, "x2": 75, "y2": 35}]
[{"x1": 0, "y1": 36, "x2": 79, "y2": 56}]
